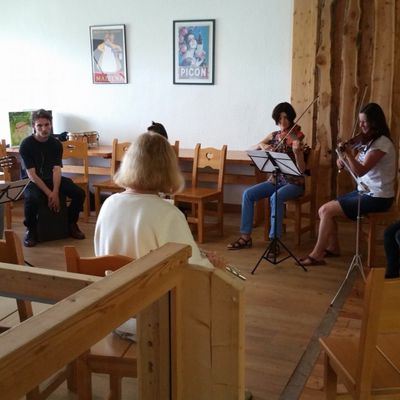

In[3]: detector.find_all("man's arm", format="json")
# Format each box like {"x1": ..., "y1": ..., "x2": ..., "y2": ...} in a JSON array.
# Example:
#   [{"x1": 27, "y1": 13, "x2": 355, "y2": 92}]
[{"x1": 48, "y1": 166, "x2": 62, "y2": 212}]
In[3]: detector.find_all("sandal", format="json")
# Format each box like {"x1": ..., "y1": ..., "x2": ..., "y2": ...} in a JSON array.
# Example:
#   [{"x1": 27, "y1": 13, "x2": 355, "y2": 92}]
[
  {"x1": 227, "y1": 237, "x2": 252, "y2": 250},
  {"x1": 324, "y1": 249, "x2": 341, "y2": 258},
  {"x1": 298, "y1": 255, "x2": 326, "y2": 266}
]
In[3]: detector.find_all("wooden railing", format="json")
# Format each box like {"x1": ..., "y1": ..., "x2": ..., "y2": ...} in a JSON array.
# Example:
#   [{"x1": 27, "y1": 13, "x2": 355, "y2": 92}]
[{"x1": 0, "y1": 243, "x2": 245, "y2": 400}]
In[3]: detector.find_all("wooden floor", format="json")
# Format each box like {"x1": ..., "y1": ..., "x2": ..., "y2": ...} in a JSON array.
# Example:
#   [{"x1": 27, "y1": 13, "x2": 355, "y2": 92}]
[{"x1": 0, "y1": 201, "x2": 377, "y2": 400}]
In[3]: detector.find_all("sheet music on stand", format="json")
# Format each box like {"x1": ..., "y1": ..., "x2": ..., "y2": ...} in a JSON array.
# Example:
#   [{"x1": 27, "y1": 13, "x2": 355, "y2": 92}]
[
  {"x1": 247, "y1": 150, "x2": 302, "y2": 176},
  {"x1": 0, "y1": 179, "x2": 30, "y2": 204}
]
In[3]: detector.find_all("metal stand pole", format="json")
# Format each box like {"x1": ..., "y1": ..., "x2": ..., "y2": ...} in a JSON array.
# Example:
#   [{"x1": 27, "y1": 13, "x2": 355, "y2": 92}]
[
  {"x1": 252, "y1": 168, "x2": 307, "y2": 274},
  {"x1": 330, "y1": 190, "x2": 366, "y2": 306}
]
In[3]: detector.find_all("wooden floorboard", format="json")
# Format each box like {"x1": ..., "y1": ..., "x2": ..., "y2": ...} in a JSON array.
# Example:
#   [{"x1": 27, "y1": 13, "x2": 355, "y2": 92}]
[{"x1": 0, "y1": 200, "x2": 376, "y2": 399}]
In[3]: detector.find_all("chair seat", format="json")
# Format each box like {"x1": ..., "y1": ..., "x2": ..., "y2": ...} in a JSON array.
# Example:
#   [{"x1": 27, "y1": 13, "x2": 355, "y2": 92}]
[
  {"x1": 71, "y1": 176, "x2": 88, "y2": 185},
  {"x1": 174, "y1": 187, "x2": 222, "y2": 201},
  {"x1": 93, "y1": 179, "x2": 123, "y2": 192},
  {"x1": 89, "y1": 333, "x2": 137, "y2": 376},
  {"x1": 320, "y1": 335, "x2": 400, "y2": 393}
]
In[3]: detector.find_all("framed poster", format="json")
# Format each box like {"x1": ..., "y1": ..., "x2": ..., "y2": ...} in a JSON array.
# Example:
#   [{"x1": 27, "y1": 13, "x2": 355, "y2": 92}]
[
  {"x1": 173, "y1": 19, "x2": 215, "y2": 85},
  {"x1": 90, "y1": 24, "x2": 127, "y2": 84}
]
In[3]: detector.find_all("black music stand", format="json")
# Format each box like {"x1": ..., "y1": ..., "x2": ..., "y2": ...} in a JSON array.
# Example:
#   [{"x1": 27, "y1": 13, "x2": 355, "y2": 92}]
[
  {"x1": 246, "y1": 150, "x2": 307, "y2": 273},
  {"x1": 0, "y1": 179, "x2": 29, "y2": 204}
]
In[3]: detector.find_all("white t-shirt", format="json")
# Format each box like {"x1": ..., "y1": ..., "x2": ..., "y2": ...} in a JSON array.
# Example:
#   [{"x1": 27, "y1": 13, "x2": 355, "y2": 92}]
[
  {"x1": 94, "y1": 192, "x2": 213, "y2": 269},
  {"x1": 357, "y1": 135, "x2": 395, "y2": 198}
]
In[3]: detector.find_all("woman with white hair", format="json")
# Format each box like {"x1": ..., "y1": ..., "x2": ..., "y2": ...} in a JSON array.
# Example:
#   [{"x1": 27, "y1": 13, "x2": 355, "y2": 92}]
[{"x1": 94, "y1": 132, "x2": 213, "y2": 269}]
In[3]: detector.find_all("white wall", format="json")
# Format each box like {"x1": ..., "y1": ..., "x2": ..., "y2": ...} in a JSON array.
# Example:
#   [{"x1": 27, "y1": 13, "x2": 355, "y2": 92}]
[{"x1": 0, "y1": 0, "x2": 293, "y2": 149}]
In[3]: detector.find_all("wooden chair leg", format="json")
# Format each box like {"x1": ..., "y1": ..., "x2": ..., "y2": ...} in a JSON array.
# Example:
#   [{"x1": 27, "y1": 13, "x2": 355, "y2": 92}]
[
  {"x1": 16, "y1": 299, "x2": 33, "y2": 321},
  {"x1": 367, "y1": 222, "x2": 376, "y2": 267},
  {"x1": 95, "y1": 187, "x2": 101, "y2": 216},
  {"x1": 217, "y1": 198, "x2": 224, "y2": 236},
  {"x1": 294, "y1": 203, "x2": 301, "y2": 246},
  {"x1": 109, "y1": 375, "x2": 122, "y2": 400},
  {"x1": 198, "y1": 201, "x2": 204, "y2": 243},
  {"x1": 324, "y1": 353, "x2": 338, "y2": 400},
  {"x1": 83, "y1": 187, "x2": 90, "y2": 222},
  {"x1": 5, "y1": 203, "x2": 12, "y2": 229},
  {"x1": 67, "y1": 362, "x2": 78, "y2": 393},
  {"x1": 76, "y1": 353, "x2": 92, "y2": 400}
]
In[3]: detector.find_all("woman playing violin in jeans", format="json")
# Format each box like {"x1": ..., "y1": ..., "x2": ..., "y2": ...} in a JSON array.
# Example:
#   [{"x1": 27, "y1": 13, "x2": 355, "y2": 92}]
[
  {"x1": 300, "y1": 102, "x2": 395, "y2": 266},
  {"x1": 228, "y1": 102, "x2": 306, "y2": 250}
]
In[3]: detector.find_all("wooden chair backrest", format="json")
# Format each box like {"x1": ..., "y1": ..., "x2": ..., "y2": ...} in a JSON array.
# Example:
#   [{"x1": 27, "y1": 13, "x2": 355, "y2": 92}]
[
  {"x1": 304, "y1": 144, "x2": 321, "y2": 196},
  {"x1": 0, "y1": 142, "x2": 11, "y2": 182},
  {"x1": 172, "y1": 140, "x2": 180, "y2": 157},
  {"x1": 64, "y1": 246, "x2": 133, "y2": 277},
  {"x1": 111, "y1": 139, "x2": 131, "y2": 175},
  {"x1": 62, "y1": 140, "x2": 89, "y2": 179},
  {"x1": 0, "y1": 230, "x2": 33, "y2": 321},
  {"x1": 356, "y1": 268, "x2": 400, "y2": 395},
  {"x1": 191, "y1": 143, "x2": 228, "y2": 191}
]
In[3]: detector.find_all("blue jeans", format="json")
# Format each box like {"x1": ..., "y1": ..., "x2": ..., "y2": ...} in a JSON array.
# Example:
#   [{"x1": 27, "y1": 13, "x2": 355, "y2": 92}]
[
  {"x1": 384, "y1": 220, "x2": 400, "y2": 278},
  {"x1": 240, "y1": 181, "x2": 304, "y2": 239}
]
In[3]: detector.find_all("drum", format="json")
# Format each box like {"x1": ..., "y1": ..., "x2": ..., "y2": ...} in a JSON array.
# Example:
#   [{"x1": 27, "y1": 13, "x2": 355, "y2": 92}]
[{"x1": 67, "y1": 131, "x2": 99, "y2": 148}]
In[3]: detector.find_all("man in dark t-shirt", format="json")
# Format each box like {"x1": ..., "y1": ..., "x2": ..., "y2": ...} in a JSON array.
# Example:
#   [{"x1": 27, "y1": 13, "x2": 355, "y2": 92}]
[{"x1": 19, "y1": 109, "x2": 86, "y2": 247}]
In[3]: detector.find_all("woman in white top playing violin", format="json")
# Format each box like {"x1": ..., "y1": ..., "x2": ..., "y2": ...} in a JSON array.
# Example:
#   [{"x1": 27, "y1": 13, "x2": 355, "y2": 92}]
[{"x1": 300, "y1": 102, "x2": 395, "y2": 266}]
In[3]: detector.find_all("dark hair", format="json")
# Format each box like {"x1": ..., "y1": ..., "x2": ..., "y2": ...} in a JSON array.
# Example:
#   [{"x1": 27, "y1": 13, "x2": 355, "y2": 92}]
[
  {"x1": 147, "y1": 121, "x2": 168, "y2": 139},
  {"x1": 31, "y1": 109, "x2": 52, "y2": 125},
  {"x1": 360, "y1": 103, "x2": 390, "y2": 138},
  {"x1": 271, "y1": 102, "x2": 296, "y2": 125}
]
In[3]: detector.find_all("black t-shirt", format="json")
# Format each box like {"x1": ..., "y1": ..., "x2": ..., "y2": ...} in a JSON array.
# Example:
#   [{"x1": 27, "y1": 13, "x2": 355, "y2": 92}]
[{"x1": 19, "y1": 135, "x2": 63, "y2": 180}]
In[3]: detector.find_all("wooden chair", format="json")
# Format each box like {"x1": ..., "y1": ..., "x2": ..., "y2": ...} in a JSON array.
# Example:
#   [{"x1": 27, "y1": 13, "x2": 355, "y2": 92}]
[
  {"x1": 362, "y1": 180, "x2": 400, "y2": 267},
  {"x1": 64, "y1": 246, "x2": 137, "y2": 400},
  {"x1": 0, "y1": 141, "x2": 14, "y2": 229},
  {"x1": 172, "y1": 139, "x2": 180, "y2": 157},
  {"x1": 319, "y1": 267, "x2": 400, "y2": 399},
  {"x1": 264, "y1": 145, "x2": 321, "y2": 245},
  {"x1": 92, "y1": 139, "x2": 131, "y2": 216},
  {"x1": 62, "y1": 140, "x2": 90, "y2": 222},
  {"x1": 174, "y1": 143, "x2": 227, "y2": 243},
  {"x1": 0, "y1": 230, "x2": 74, "y2": 399}
]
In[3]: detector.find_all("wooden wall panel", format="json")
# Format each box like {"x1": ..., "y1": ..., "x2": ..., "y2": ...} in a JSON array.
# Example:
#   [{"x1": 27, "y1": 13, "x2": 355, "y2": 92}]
[
  {"x1": 291, "y1": 0, "x2": 319, "y2": 145},
  {"x1": 292, "y1": 0, "x2": 400, "y2": 204},
  {"x1": 315, "y1": 0, "x2": 334, "y2": 205},
  {"x1": 371, "y1": 0, "x2": 395, "y2": 119}
]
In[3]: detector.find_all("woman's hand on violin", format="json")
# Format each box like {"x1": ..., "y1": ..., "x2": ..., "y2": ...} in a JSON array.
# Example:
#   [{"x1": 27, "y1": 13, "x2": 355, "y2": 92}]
[
  {"x1": 291, "y1": 140, "x2": 302, "y2": 154},
  {"x1": 336, "y1": 159, "x2": 345, "y2": 170}
]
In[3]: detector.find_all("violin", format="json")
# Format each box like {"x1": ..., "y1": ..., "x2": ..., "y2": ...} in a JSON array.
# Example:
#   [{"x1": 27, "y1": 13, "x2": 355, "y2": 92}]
[
  {"x1": 273, "y1": 95, "x2": 319, "y2": 152},
  {"x1": 280, "y1": 124, "x2": 304, "y2": 146},
  {"x1": 337, "y1": 133, "x2": 365, "y2": 152},
  {"x1": 337, "y1": 131, "x2": 378, "y2": 153}
]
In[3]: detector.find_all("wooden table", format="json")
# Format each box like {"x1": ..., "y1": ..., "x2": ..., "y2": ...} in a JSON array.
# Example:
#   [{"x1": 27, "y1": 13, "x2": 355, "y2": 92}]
[
  {"x1": 8, "y1": 145, "x2": 265, "y2": 223},
  {"x1": 7, "y1": 145, "x2": 113, "y2": 176}
]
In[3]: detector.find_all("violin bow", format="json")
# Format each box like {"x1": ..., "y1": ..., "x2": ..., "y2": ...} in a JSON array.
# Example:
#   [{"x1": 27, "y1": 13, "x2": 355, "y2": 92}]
[
  {"x1": 350, "y1": 85, "x2": 368, "y2": 138},
  {"x1": 274, "y1": 95, "x2": 319, "y2": 151}
]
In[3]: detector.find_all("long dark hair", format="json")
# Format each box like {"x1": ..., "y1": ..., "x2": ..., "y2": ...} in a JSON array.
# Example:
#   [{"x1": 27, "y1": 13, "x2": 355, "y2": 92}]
[{"x1": 360, "y1": 103, "x2": 391, "y2": 138}]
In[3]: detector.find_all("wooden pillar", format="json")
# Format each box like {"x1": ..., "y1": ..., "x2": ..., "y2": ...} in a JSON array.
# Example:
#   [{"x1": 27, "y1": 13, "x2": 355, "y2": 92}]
[
  {"x1": 291, "y1": 0, "x2": 319, "y2": 145},
  {"x1": 292, "y1": 0, "x2": 400, "y2": 204}
]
